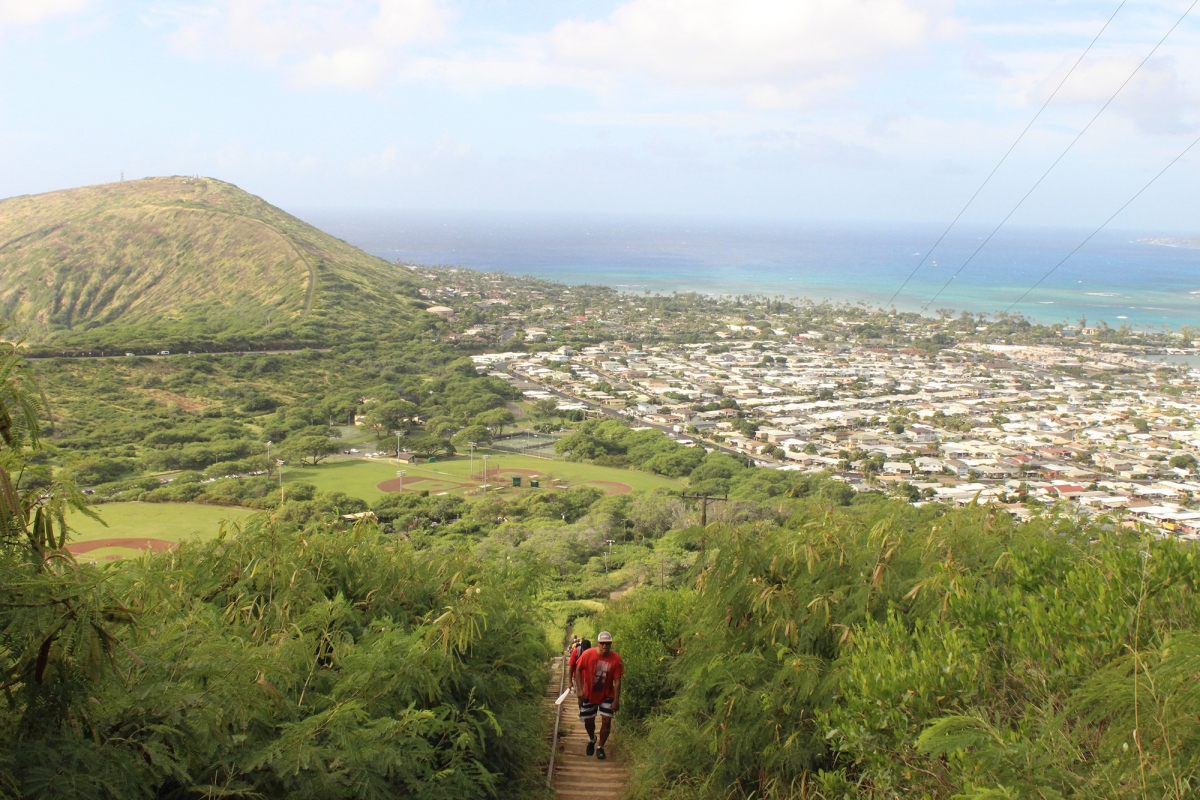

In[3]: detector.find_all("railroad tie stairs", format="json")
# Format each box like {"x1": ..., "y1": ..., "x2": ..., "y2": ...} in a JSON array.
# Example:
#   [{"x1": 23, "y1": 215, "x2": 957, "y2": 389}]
[{"x1": 544, "y1": 655, "x2": 629, "y2": 800}]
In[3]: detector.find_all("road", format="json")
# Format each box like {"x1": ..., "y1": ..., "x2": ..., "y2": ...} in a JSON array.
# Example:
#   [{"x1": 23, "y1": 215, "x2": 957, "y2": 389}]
[{"x1": 27, "y1": 347, "x2": 333, "y2": 361}]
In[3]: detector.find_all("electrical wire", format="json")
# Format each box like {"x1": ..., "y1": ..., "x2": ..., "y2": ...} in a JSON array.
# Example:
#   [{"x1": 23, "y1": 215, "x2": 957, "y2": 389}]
[
  {"x1": 917, "y1": 0, "x2": 1200, "y2": 313},
  {"x1": 883, "y1": 0, "x2": 1129, "y2": 310},
  {"x1": 1005, "y1": 131, "x2": 1200, "y2": 312}
]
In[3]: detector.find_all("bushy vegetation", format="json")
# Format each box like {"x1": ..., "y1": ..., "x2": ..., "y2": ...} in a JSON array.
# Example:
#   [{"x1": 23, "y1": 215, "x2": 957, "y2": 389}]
[
  {"x1": 2, "y1": 331, "x2": 555, "y2": 799},
  {"x1": 33, "y1": 347, "x2": 519, "y2": 495},
  {"x1": 596, "y1": 502, "x2": 1200, "y2": 799},
  {"x1": 555, "y1": 419, "x2": 709, "y2": 478},
  {"x1": 0, "y1": 519, "x2": 550, "y2": 799}
]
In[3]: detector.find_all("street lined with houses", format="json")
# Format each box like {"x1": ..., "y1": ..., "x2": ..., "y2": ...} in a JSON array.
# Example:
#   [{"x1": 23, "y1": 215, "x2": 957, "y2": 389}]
[{"x1": 474, "y1": 335, "x2": 1200, "y2": 538}]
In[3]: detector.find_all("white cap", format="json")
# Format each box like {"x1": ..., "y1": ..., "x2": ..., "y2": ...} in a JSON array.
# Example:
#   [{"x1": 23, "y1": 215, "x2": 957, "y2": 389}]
[{"x1": 597, "y1": 631, "x2": 613, "y2": 643}]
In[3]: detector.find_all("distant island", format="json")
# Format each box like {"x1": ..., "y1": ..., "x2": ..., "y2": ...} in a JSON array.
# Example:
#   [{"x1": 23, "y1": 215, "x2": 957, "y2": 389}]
[{"x1": 1139, "y1": 236, "x2": 1200, "y2": 248}]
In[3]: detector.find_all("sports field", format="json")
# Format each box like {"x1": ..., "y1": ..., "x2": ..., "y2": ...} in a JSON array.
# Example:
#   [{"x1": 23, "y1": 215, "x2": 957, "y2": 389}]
[
  {"x1": 67, "y1": 502, "x2": 254, "y2": 563},
  {"x1": 283, "y1": 449, "x2": 685, "y2": 500},
  {"x1": 62, "y1": 453, "x2": 683, "y2": 562}
]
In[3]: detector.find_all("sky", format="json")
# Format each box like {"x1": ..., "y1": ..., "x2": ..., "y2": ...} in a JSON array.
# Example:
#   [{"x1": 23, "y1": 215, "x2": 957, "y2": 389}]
[{"x1": 2, "y1": 0, "x2": 1199, "y2": 229}]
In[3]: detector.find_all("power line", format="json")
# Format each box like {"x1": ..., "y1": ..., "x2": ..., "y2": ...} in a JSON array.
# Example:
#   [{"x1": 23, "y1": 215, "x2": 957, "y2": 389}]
[
  {"x1": 883, "y1": 0, "x2": 1129, "y2": 310},
  {"x1": 1005, "y1": 131, "x2": 1200, "y2": 313},
  {"x1": 918, "y1": 0, "x2": 1199, "y2": 313}
]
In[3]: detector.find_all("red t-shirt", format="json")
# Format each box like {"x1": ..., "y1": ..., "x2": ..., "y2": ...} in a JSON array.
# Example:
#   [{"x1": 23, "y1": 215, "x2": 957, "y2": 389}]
[{"x1": 576, "y1": 648, "x2": 624, "y2": 703}]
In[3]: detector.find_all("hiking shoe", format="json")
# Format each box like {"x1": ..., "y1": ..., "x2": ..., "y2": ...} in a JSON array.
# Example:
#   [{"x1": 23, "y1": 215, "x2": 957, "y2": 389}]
[
  {"x1": 596, "y1": 746, "x2": 606, "y2": 760},
  {"x1": 585, "y1": 738, "x2": 595, "y2": 757}
]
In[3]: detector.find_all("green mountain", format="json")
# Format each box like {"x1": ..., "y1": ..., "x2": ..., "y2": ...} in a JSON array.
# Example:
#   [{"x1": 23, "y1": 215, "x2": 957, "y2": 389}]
[{"x1": 0, "y1": 177, "x2": 427, "y2": 352}]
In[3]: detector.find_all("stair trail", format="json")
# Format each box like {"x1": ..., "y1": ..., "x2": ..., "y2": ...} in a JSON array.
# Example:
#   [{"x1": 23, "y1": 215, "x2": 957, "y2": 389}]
[{"x1": 545, "y1": 655, "x2": 629, "y2": 800}]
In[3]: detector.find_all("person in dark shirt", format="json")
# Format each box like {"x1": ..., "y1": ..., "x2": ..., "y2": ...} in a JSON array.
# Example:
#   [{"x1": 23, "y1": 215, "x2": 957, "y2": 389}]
[
  {"x1": 567, "y1": 637, "x2": 591, "y2": 687},
  {"x1": 567, "y1": 637, "x2": 591, "y2": 713},
  {"x1": 572, "y1": 631, "x2": 623, "y2": 760}
]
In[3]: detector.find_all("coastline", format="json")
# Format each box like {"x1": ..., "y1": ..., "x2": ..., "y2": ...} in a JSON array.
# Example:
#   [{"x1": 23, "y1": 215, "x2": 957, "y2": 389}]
[{"x1": 303, "y1": 213, "x2": 1200, "y2": 330}]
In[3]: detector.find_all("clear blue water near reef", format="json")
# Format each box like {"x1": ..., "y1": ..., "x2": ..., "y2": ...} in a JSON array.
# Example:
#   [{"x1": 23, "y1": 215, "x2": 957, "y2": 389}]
[{"x1": 304, "y1": 213, "x2": 1200, "y2": 330}]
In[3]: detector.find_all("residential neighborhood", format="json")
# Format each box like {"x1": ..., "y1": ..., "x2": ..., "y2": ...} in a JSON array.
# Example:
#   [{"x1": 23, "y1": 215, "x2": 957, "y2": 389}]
[{"x1": 472, "y1": 334, "x2": 1200, "y2": 538}]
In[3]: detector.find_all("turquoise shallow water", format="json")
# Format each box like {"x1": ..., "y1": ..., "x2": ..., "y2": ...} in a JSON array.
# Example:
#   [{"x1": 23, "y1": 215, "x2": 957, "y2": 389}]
[{"x1": 303, "y1": 213, "x2": 1200, "y2": 329}]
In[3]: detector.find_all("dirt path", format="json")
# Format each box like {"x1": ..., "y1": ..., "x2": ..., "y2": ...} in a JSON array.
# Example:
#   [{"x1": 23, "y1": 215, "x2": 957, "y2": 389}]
[
  {"x1": 582, "y1": 481, "x2": 633, "y2": 495},
  {"x1": 546, "y1": 656, "x2": 629, "y2": 800},
  {"x1": 66, "y1": 537, "x2": 176, "y2": 555},
  {"x1": 608, "y1": 581, "x2": 636, "y2": 600},
  {"x1": 242, "y1": 216, "x2": 316, "y2": 320}
]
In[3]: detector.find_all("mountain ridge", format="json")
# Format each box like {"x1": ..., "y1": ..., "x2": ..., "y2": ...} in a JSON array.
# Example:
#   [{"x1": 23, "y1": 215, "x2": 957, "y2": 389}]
[{"x1": 0, "y1": 177, "x2": 429, "y2": 352}]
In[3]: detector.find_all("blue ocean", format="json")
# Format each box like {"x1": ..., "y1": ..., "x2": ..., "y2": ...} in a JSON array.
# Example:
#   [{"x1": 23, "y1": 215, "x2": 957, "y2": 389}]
[{"x1": 303, "y1": 213, "x2": 1200, "y2": 329}]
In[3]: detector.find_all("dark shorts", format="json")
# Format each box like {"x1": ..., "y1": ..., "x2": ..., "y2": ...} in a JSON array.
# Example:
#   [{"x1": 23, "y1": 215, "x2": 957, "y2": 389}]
[{"x1": 579, "y1": 698, "x2": 616, "y2": 719}]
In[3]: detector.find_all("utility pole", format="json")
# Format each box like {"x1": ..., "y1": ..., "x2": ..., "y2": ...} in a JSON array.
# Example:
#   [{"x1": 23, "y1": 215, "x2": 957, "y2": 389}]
[
  {"x1": 604, "y1": 539, "x2": 615, "y2": 574},
  {"x1": 396, "y1": 431, "x2": 402, "y2": 459},
  {"x1": 679, "y1": 494, "x2": 728, "y2": 526},
  {"x1": 277, "y1": 459, "x2": 285, "y2": 503},
  {"x1": 467, "y1": 442, "x2": 477, "y2": 478},
  {"x1": 266, "y1": 441, "x2": 272, "y2": 476},
  {"x1": 396, "y1": 469, "x2": 406, "y2": 493},
  {"x1": 482, "y1": 454, "x2": 490, "y2": 488}
]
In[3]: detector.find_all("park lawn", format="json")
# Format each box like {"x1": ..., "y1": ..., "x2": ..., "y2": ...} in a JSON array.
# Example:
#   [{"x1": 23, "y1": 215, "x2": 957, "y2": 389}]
[
  {"x1": 283, "y1": 450, "x2": 686, "y2": 502},
  {"x1": 68, "y1": 502, "x2": 255, "y2": 562}
]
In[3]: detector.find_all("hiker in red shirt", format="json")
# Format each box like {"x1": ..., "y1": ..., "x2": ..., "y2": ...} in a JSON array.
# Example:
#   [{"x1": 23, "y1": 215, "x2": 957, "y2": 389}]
[{"x1": 573, "y1": 630, "x2": 623, "y2": 760}]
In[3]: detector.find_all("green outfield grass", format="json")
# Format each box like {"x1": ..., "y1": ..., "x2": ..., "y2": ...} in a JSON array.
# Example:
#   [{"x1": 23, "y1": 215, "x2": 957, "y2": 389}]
[
  {"x1": 283, "y1": 450, "x2": 686, "y2": 500},
  {"x1": 68, "y1": 502, "x2": 255, "y2": 562},
  {"x1": 61, "y1": 455, "x2": 683, "y2": 562}
]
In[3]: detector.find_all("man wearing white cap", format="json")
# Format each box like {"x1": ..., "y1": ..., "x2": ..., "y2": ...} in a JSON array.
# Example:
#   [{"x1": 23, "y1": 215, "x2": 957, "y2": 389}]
[{"x1": 573, "y1": 630, "x2": 624, "y2": 760}]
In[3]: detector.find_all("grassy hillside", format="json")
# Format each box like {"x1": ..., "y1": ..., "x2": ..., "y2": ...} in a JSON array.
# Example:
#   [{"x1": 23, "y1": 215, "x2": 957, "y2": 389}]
[{"x1": 0, "y1": 177, "x2": 428, "y2": 352}]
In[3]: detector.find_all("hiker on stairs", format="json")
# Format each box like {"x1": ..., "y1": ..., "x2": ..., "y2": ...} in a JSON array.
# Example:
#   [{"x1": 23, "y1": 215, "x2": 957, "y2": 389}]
[
  {"x1": 567, "y1": 636, "x2": 591, "y2": 702},
  {"x1": 573, "y1": 631, "x2": 623, "y2": 761}
]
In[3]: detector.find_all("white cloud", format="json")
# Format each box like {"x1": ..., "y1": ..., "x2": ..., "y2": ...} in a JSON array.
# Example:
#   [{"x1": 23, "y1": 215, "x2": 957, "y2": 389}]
[
  {"x1": 170, "y1": 0, "x2": 453, "y2": 88},
  {"x1": 550, "y1": 0, "x2": 946, "y2": 86},
  {"x1": 0, "y1": 0, "x2": 90, "y2": 28},
  {"x1": 545, "y1": 110, "x2": 749, "y2": 129},
  {"x1": 293, "y1": 47, "x2": 389, "y2": 88},
  {"x1": 1063, "y1": 56, "x2": 1197, "y2": 134},
  {"x1": 1005, "y1": 50, "x2": 1200, "y2": 135},
  {"x1": 411, "y1": 0, "x2": 957, "y2": 108}
]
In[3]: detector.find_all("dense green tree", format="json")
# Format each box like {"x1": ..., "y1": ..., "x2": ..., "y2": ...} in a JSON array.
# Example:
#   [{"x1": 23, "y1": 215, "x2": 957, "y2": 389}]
[
  {"x1": 451, "y1": 425, "x2": 492, "y2": 447},
  {"x1": 1169, "y1": 453, "x2": 1197, "y2": 471},
  {"x1": 282, "y1": 434, "x2": 340, "y2": 466},
  {"x1": 556, "y1": 419, "x2": 707, "y2": 478},
  {"x1": 362, "y1": 399, "x2": 419, "y2": 437},
  {"x1": 532, "y1": 398, "x2": 559, "y2": 417},
  {"x1": 409, "y1": 437, "x2": 454, "y2": 458},
  {"x1": 473, "y1": 408, "x2": 515, "y2": 436}
]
